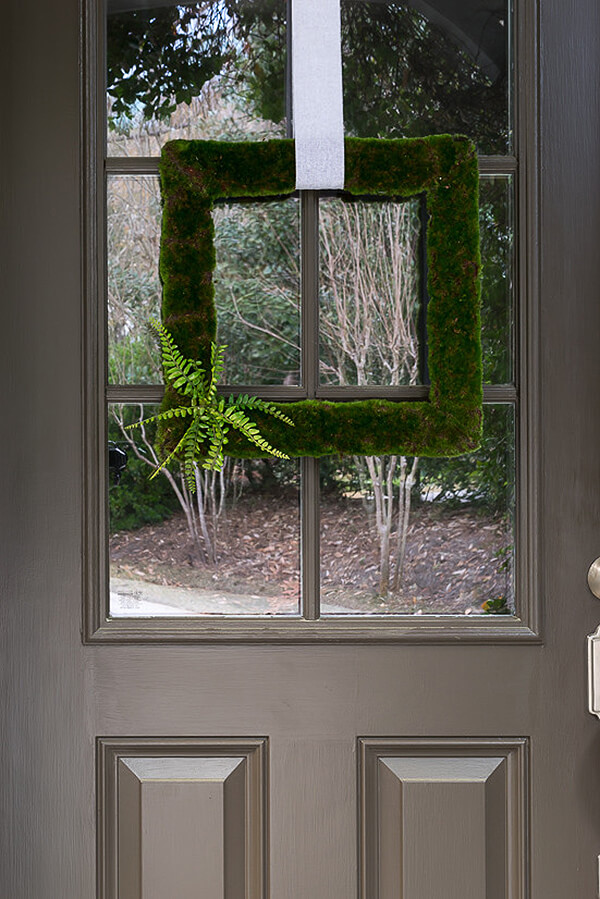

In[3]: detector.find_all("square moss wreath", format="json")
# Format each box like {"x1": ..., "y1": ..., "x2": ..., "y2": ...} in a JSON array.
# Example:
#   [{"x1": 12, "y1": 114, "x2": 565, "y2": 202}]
[{"x1": 157, "y1": 135, "x2": 482, "y2": 459}]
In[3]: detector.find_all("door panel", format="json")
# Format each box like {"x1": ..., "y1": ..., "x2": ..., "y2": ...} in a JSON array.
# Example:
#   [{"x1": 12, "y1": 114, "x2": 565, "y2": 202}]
[
  {"x1": 99, "y1": 738, "x2": 267, "y2": 898},
  {"x1": 360, "y1": 739, "x2": 526, "y2": 899},
  {"x1": 3, "y1": 0, "x2": 600, "y2": 897}
]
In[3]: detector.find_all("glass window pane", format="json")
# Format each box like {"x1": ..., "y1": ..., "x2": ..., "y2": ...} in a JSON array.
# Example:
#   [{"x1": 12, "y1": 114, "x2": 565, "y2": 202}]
[
  {"x1": 340, "y1": 0, "x2": 511, "y2": 155},
  {"x1": 108, "y1": 404, "x2": 301, "y2": 617},
  {"x1": 319, "y1": 197, "x2": 423, "y2": 386},
  {"x1": 320, "y1": 404, "x2": 515, "y2": 615},
  {"x1": 108, "y1": 184, "x2": 301, "y2": 388},
  {"x1": 106, "y1": 0, "x2": 288, "y2": 156},
  {"x1": 214, "y1": 198, "x2": 301, "y2": 385},
  {"x1": 107, "y1": 175, "x2": 162, "y2": 385},
  {"x1": 480, "y1": 175, "x2": 514, "y2": 384}
]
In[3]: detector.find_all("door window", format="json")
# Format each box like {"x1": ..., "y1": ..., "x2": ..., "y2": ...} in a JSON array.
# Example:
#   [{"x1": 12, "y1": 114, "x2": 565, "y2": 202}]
[{"x1": 95, "y1": 0, "x2": 532, "y2": 639}]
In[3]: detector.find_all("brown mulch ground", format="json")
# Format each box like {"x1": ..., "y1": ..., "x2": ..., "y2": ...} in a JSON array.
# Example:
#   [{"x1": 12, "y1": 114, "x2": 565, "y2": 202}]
[{"x1": 109, "y1": 491, "x2": 512, "y2": 615}]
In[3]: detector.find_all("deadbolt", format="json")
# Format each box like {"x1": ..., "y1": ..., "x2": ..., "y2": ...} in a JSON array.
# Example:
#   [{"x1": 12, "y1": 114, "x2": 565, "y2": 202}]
[{"x1": 588, "y1": 558, "x2": 600, "y2": 598}]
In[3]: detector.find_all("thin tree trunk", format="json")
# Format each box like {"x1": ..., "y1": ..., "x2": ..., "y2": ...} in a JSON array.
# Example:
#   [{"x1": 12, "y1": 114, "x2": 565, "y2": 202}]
[
  {"x1": 218, "y1": 463, "x2": 227, "y2": 519},
  {"x1": 366, "y1": 455, "x2": 397, "y2": 595},
  {"x1": 112, "y1": 404, "x2": 206, "y2": 560},
  {"x1": 365, "y1": 457, "x2": 387, "y2": 594},
  {"x1": 208, "y1": 468, "x2": 220, "y2": 565},
  {"x1": 392, "y1": 456, "x2": 419, "y2": 592},
  {"x1": 194, "y1": 465, "x2": 216, "y2": 565},
  {"x1": 177, "y1": 473, "x2": 203, "y2": 557}
]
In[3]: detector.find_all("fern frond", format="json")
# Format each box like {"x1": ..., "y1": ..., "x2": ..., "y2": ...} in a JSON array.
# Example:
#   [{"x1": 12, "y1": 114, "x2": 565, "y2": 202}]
[
  {"x1": 203, "y1": 418, "x2": 229, "y2": 472},
  {"x1": 183, "y1": 460, "x2": 197, "y2": 496},
  {"x1": 148, "y1": 429, "x2": 189, "y2": 480},
  {"x1": 182, "y1": 422, "x2": 201, "y2": 493},
  {"x1": 180, "y1": 416, "x2": 213, "y2": 491},
  {"x1": 223, "y1": 407, "x2": 290, "y2": 459},
  {"x1": 150, "y1": 318, "x2": 204, "y2": 397},
  {"x1": 124, "y1": 406, "x2": 193, "y2": 430},
  {"x1": 230, "y1": 394, "x2": 294, "y2": 426},
  {"x1": 206, "y1": 342, "x2": 227, "y2": 405},
  {"x1": 137, "y1": 323, "x2": 293, "y2": 480},
  {"x1": 203, "y1": 442, "x2": 224, "y2": 472},
  {"x1": 237, "y1": 424, "x2": 291, "y2": 459}
]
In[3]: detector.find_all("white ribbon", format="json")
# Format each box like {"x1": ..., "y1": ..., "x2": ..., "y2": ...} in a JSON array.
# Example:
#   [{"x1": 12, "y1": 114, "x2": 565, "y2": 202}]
[{"x1": 291, "y1": 0, "x2": 345, "y2": 190}]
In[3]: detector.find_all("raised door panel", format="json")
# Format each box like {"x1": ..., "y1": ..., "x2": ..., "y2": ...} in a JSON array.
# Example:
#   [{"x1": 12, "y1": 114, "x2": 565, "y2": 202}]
[
  {"x1": 360, "y1": 738, "x2": 527, "y2": 899},
  {"x1": 98, "y1": 739, "x2": 267, "y2": 899}
]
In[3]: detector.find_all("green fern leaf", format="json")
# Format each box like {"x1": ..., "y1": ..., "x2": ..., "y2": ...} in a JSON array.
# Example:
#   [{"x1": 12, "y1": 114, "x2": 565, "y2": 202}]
[
  {"x1": 232, "y1": 395, "x2": 295, "y2": 426},
  {"x1": 150, "y1": 318, "x2": 205, "y2": 397},
  {"x1": 148, "y1": 429, "x2": 189, "y2": 480},
  {"x1": 132, "y1": 324, "x2": 293, "y2": 482}
]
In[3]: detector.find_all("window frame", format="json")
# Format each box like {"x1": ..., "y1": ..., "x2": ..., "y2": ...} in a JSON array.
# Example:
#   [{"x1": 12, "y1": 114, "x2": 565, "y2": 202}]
[{"x1": 83, "y1": 0, "x2": 541, "y2": 643}]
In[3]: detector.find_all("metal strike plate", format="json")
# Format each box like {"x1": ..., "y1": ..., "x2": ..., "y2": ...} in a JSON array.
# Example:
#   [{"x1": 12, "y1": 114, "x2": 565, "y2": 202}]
[{"x1": 588, "y1": 625, "x2": 600, "y2": 718}]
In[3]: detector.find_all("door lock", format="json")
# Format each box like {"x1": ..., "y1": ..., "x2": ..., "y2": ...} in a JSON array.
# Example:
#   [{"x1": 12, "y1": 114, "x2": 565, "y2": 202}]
[
  {"x1": 587, "y1": 558, "x2": 600, "y2": 717},
  {"x1": 588, "y1": 625, "x2": 600, "y2": 719}
]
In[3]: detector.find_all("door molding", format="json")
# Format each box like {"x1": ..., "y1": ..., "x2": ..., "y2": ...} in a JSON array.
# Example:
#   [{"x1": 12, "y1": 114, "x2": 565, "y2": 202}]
[
  {"x1": 82, "y1": 0, "x2": 542, "y2": 644},
  {"x1": 359, "y1": 737, "x2": 529, "y2": 898},
  {"x1": 97, "y1": 736, "x2": 268, "y2": 898}
]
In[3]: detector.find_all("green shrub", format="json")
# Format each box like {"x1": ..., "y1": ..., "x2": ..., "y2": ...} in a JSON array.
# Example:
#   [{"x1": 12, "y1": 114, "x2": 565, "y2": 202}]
[{"x1": 108, "y1": 415, "x2": 179, "y2": 533}]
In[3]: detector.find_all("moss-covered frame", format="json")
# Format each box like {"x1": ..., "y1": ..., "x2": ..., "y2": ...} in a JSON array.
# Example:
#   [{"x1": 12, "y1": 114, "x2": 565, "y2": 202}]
[{"x1": 158, "y1": 135, "x2": 482, "y2": 459}]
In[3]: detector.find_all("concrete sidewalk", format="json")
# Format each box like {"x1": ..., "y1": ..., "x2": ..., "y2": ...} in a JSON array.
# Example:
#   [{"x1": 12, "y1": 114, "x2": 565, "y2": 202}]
[{"x1": 110, "y1": 576, "x2": 352, "y2": 617}]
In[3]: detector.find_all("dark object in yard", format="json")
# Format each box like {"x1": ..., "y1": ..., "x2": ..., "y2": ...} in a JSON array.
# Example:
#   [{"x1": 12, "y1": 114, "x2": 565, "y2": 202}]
[{"x1": 108, "y1": 442, "x2": 128, "y2": 485}]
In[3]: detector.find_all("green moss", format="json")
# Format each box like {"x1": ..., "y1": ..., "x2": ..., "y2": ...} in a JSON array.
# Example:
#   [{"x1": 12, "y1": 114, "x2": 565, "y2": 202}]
[{"x1": 157, "y1": 135, "x2": 482, "y2": 459}]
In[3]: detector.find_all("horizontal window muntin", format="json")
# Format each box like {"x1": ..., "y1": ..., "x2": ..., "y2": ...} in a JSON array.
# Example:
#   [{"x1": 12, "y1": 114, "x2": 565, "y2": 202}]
[{"x1": 107, "y1": 385, "x2": 516, "y2": 403}]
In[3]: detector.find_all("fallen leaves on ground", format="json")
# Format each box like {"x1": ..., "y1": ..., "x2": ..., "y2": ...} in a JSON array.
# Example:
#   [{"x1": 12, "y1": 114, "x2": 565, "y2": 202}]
[{"x1": 110, "y1": 491, "x2": 511, "y2": 614}]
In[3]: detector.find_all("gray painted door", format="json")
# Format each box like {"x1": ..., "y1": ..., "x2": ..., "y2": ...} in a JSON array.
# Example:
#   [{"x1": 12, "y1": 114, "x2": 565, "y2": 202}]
[{"x1": 2, "y1": 0, "x2": 600, "y2": 896}]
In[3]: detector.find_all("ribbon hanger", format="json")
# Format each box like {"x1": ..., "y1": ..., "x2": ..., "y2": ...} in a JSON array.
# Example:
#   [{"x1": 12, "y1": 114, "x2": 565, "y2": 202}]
[{"x1": 291, "y1": 0, "x2": 345, "y2": 190}]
